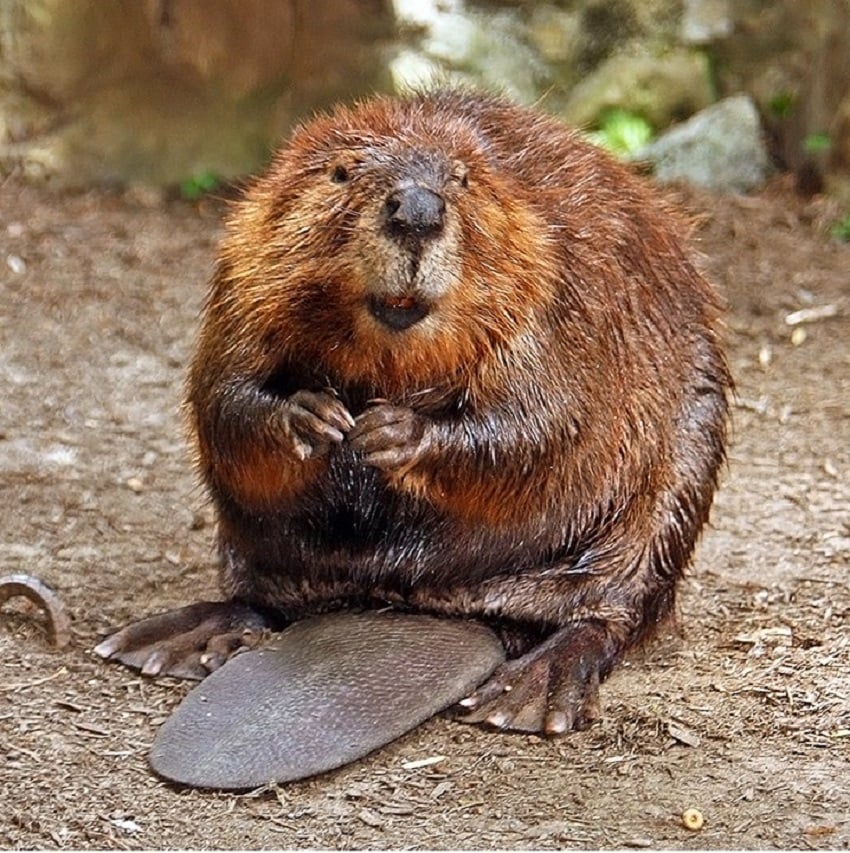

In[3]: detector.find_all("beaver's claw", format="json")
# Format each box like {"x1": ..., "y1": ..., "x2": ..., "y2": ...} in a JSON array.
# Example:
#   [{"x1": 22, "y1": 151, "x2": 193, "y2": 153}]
[
  {"x1": 94, "y1": 600, "x2": 273, "y2": 680},
  {"x1": 282, "y1": 389, "x2": 354, "y2": 460},
  {"x1": 456, "y1": 622, "x2": 612, "y2": 734},
  {"x1": 348, "y1": 403, "x2": 429, "y2": 472}
]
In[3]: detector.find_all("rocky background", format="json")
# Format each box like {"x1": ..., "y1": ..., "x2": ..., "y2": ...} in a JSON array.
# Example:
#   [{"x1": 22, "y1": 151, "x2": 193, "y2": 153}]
[{"x1": 1, "y1": 0, "x2": 849, "y2": 202}]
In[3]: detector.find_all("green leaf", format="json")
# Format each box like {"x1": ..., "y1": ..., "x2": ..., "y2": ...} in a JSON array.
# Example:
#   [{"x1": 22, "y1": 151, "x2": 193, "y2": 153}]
[
  {"x1": 831, "y1": 214, "x2": 850, "y2": 242},
  {"x1": 588, "y1": 109, "x2": 654, "y2": 157},
  {"x1": 768, "y1": 91, "x2": 795, "y2": 118},
  {"x1": 179, "y1": 171, "x2": 220, "y2": 200},
  {"x1": 803, "y1": 132, "x2": 831, "y2": 154}
]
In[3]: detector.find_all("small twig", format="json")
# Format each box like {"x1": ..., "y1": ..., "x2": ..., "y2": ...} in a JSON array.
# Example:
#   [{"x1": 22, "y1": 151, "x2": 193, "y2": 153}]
[
  {"x1": 2, "y1": 666, "x2": 68, "y2": 692},
  {"x1": 784, "y1": 304, "x2": 839, "y2": 326}
]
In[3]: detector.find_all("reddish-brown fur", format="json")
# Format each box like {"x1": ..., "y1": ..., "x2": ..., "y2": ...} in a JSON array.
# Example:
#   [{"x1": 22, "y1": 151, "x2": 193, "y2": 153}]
[{"x1": 98, "y1": 90, "x2": 731, "y2": 734}]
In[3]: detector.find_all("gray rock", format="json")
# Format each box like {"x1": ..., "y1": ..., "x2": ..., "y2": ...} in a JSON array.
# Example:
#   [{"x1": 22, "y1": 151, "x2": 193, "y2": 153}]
[{"x1": 636, "y1": 94, "x2": 774, "y2": 192}]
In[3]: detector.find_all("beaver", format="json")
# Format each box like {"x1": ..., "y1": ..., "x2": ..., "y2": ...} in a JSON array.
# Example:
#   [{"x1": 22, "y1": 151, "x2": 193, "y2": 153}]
[{"x1": 96, "y1": 89, "x2": 730, "y2": 738}]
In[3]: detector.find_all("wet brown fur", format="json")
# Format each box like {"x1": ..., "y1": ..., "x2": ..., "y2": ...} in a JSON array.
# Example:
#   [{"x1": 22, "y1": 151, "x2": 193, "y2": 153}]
[{"x1": 179, "y1": 90, "x2": 730, "y2": 730}]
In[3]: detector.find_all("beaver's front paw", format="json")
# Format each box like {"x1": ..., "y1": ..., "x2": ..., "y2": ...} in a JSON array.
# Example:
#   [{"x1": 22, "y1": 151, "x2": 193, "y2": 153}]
[
  {"x1": 348, "y1": 403, "x2": 430, "y2": 472},
  {"x1": 282, "y1": 390, "x2": 355, "y2": 460},
  {"x1": 94, "y1": 600, "x2": 274, "y2": 680},
  {"x1": 456, "y1": 622, "x2": 615, "y2": 734}
]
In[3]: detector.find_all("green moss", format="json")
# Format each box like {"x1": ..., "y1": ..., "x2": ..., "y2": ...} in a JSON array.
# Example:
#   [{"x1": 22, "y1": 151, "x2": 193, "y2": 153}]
[
  {"x1": 803, "y1": 132, "x2": 831, "y2": 154},
  {"x1": 831, "y1": 213, "x2": 850, "y2": 242},
  {"x1": 179, "y1": 171, "x2": 221, "y2": 200},
  {"x1": 768, "y1": 91, "x2": 795, "y2": 119}
]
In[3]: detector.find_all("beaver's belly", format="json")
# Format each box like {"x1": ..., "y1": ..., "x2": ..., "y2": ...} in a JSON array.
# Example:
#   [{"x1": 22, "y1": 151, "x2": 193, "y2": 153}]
[{"x1": 217, "y1": 450, "x2": 569, "y2": 613}]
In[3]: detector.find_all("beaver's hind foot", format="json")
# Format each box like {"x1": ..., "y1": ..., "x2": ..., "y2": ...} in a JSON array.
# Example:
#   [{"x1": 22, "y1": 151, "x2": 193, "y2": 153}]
[
  {"x1": 94, "y1": 600, "x2": 272, "y2": 680},
  {"x1": 456, "y1": 621, "x2": 613, "y2": 735}
]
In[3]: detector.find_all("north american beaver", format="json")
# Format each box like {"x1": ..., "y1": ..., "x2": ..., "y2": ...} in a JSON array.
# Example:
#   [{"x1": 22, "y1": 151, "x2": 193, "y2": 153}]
[{"x1": 96, "y1": 89, "x2": 730, "y2": 736}]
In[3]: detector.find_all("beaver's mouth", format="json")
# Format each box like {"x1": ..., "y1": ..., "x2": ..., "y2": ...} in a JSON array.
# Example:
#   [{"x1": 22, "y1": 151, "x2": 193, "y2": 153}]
[{"x1": 367, "y1": 294, "x2": 430, "y2": 331}]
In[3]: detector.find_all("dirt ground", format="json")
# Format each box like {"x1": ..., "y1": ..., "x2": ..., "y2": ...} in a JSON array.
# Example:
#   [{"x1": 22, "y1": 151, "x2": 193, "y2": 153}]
[{"x1": 1, "y1": 172, "x2": 848, "y2": 850}]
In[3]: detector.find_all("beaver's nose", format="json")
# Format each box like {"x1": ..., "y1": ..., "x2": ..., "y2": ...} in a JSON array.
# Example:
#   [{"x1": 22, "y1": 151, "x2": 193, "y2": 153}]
[{"x1": 384, "y1": 185, "x2": 445, "y2": 241}]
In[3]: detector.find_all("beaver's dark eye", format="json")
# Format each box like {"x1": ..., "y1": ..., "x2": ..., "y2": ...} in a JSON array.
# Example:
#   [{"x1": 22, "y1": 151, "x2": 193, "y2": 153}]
[
  {"x1": 330, "y1": 164, "x2": 350, "y2": 183},
  {"x1": 449, "y1": 160, "x2": 469, "y2": 189}
]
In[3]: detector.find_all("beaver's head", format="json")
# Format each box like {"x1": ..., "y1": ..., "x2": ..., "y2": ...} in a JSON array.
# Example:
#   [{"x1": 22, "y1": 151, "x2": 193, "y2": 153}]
[
  {"x1": 217, "y1": 93, "x2": 559, "y2": 396},
  {"x1": 321, "y1": 143, "x2": 470, "y2": 334}
]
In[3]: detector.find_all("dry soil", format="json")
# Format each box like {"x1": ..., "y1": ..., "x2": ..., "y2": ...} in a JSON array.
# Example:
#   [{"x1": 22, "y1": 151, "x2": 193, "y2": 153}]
[{"x1": 1, "y1": 174, "x2": 848, "y2": 849}]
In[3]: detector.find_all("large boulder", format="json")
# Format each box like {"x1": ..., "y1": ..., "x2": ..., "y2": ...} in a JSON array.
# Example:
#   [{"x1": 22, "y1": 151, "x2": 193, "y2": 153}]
[{"x1": 636, "y1": 94, "x2": 774, "y2": 192}]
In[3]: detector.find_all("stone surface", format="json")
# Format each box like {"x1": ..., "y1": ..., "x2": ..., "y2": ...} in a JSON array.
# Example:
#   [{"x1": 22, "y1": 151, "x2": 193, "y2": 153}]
[
  {"x1": 0, "y1": 0, "x2": 392, "y2": 187},
  {"x1": 561, "y1": 49, "x2": 714, "y2": 131},
  {"x1": 681, "y1": 0, "x2": 733, "y2": 44},
  {"x1": 1, "y1": 0, "x2": 848, "y2": 193},
  {"x1": 710, "y1": 0, "x2": 850, "y2": 194},
  {"x1": 636, "y1": 94, "x2": 774, "y2": 192}
]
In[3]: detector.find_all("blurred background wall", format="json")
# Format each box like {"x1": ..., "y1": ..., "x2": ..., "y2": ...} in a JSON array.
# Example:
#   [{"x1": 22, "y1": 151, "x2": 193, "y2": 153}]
[{"x1": 1, "y1": 0, "x2": 848, "y2": 198}]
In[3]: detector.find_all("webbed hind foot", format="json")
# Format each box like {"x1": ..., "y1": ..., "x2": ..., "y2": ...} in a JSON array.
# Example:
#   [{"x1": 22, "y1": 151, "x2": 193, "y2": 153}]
[
  {"x1": 94, "y1": 600, "x2": 273, "y2": 680},
  {"x1": 456, "y1": 621, "x2": 614, "y2": 734}
]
